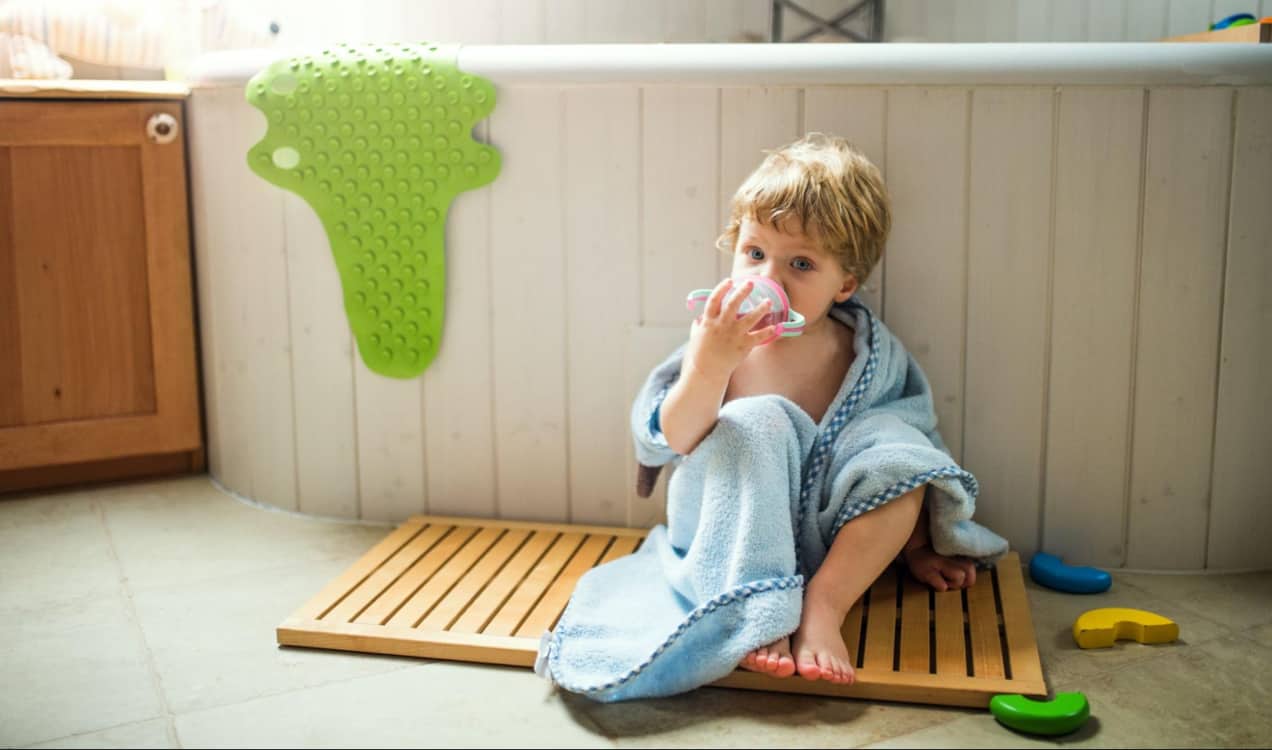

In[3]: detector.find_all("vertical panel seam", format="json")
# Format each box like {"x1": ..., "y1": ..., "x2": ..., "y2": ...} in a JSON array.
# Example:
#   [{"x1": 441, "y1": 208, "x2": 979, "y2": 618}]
[
  {"x1": 1122, "y1": 87, "x2": 1151, "y2": 568},
  {"x1": 486, "y1": 117, "x2": 501, "y2": 519},
  {"x1": 880, "y1": 87, "x2": 889, "y2": 320},
  {"x1": 1204, "y1": 87, "x2": 1239, "y2": 569},
  {"x1": 959, "y1": 88, "x2": 971, "y2": 466},
  {"x1": 1037, "y1": 87, "x2": 1060, "y2": 556},
  {"x1": 637, "y1": 87, "x2": 646, "y2": 326},
  {"x1": 280, "y1": 198, "x2": 301, "y2": 514},
  {"x1": 560, "y1": 89, "x2": 573, "y2": 523}
]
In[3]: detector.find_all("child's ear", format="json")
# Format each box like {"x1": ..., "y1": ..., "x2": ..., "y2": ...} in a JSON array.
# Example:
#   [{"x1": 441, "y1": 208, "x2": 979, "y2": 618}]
[{"x1": 834, "y1": 273, "x2": 859, "y2": 303}]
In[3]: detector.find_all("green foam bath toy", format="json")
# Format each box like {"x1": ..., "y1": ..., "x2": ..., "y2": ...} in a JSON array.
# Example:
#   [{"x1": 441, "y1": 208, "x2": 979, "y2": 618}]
[{"x1": 246, "y1": 42, "x2": 500, "y2": 378}]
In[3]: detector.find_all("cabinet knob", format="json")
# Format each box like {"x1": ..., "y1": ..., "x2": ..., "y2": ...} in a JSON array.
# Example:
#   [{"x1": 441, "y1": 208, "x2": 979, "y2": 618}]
[{"x1": 146, "y1": 113, "x2": 179, "y2": 144}]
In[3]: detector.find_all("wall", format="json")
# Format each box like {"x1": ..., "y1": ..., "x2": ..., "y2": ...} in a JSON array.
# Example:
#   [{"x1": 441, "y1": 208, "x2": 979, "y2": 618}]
[{"x1": 187, "y1": 44, "x2": 1272, "y2": 571}]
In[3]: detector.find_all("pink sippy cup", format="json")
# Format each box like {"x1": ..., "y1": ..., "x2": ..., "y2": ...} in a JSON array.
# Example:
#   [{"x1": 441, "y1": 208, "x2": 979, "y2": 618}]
[{"x1": 685, "y1": 275, "x2": 806, "y2": 346}]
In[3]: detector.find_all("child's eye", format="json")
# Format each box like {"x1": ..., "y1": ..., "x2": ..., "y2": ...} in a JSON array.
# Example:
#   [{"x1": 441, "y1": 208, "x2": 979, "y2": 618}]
[
  {"x1": 746, "y1": 247, "x2": 764, "y2": 261},
  {"x1": 792, "y1": 258, "x2": 813, "y2": 271}
]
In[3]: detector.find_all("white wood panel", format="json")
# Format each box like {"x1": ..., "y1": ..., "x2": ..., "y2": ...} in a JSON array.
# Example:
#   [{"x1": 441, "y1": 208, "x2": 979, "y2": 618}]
[
  {"x1": 884, "y1": 88, "x2": 968, "y2": 463},
  {"x1": 665, "y1": 0, "x2": 709, "y2": 42},
  {"x1": 884, "y1": 0, "x2": 928, "y2": 41},
  {"x1": 586, "y1": 2, "x2": 667, "y2": 42},
  {"x1": 705, "y1": 0, "x2": 768, "y2": 42},
  {"x1": 803, "y1": 87, "x2": 886, "y2": 315},
  {"x1": 1045, "y1": 89, "x2": 1144, "y2": 569},
  {"x1": 353, "y1": 360, "x2": 425, "y2": 522},
  {"x1": 1126, "y1": 0, "x2": 1171, "y2": 40},
  {"x1": 408, "y1": 0, "x2": 501, "y2": 45},
  {"x1": 420, "y1": 122, "x2": 497, "y2": 519},
  {"x1": 718, "y1": 87, "x2": 802, "y2": 281},
  {"x1": 497, "y1": 0, "x2": 546, "y2": 43},
  {"x1": 920, "y1": 0, "x2": 957, "y2": 41},
  {"x1": 955, "y1": 0, "x2": 1016, "y2": 42},
  {"x1": 624, "y1": 324, "x2": 689, "y2": 529},
  {"x1": 187, "y1": 89, "x2": 234, "y2": 484},
  {"x1": 1207, "y1": 87, "x2": 1272, "y2": 571},
  {"x1": 1127, "y1": 87, "x2": 1233, "y2": 570},
  {"x1": 563, "y1": 88, "x2": 642, "y2": 525},
  {"x1": 283, "y1": 193, "x2": 358, "y2": 518},
  {"x1": 488, "y1": 87, "x2": 569, "y2": 522},
  {"x1": 1050, "y1": 1, "x2": 1090, "y2": 40},
  {"x1": 641, "y1": 88, "x2": 721, "y2": 326},
  {"x1": 544, "y1": 0, "x2": 588, "y2": 44},
  {"x1": 1015, "y1": 0, "x2": 1050, "y2": 41},
  {"x1": 1166, "y1": 0, "x2": 1212, "y2": 37},
  {"x1": 1089, "y1": 0, "x2": 1129, "y2": 41},
  {"x1": 963, "y1": 88, "x2": 1054, "y2": 562},
  {"x1": 192, "y1": 88, "x2": 298, "y2": 509}
]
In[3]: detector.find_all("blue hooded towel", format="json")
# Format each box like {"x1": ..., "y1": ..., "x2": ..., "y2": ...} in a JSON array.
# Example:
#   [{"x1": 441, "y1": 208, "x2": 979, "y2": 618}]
[{"x1": 534, "y1": 298, "x2": 1008, "y2": 702}]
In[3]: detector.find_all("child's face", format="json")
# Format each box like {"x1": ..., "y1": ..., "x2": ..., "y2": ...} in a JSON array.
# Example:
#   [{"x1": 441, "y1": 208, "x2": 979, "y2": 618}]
[{"x1": 730, "y1": 216, "x2": 858, "y2": 325}]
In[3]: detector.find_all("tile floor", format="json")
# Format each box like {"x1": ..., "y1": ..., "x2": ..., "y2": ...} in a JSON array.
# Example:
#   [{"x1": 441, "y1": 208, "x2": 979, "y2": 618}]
[{"x1": 3, "y1": 475, "x2": 1270, "y2": 748}]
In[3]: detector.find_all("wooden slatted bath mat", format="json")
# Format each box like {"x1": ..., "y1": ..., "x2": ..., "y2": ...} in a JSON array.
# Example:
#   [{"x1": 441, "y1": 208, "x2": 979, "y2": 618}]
[{"x1": 277, "y1": 516, "x2": 1047, "y2": 708}]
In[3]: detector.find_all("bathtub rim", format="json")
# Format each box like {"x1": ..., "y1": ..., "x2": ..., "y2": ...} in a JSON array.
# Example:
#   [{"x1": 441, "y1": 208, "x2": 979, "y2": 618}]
[{"x1": 186, "y1": 42, "x2": 1272, "y2": 89}]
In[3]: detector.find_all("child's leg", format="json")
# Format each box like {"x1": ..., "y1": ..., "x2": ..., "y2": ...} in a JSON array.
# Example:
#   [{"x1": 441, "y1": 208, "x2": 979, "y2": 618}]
[
  {"x1": 792, "y1": 485, "x2": 925, "y2": 684},
  {"x1": 901, "y1": 491, "x2": 979, "y2": 591}
]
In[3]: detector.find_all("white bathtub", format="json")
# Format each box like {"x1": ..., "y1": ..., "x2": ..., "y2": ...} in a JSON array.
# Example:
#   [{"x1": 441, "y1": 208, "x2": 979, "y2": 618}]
[{"x1": 186, "y1": 43, "x2": 1272, "y2": 571}]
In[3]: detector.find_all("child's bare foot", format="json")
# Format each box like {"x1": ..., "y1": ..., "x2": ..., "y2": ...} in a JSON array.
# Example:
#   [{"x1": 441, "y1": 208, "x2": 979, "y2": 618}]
[
  {"x1": 904, "y1": 544, "x2": 978, "y2": 591},
  {"x1": 739, "y1": 636, "x2": 797, "y2": 677},
  {"x1": 791, "y1": 595, "x2": 855, "y2": 684}
]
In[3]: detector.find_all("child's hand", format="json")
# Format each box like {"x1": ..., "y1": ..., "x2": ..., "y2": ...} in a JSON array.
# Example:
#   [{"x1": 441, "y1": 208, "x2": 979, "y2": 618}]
[{"x1": 684, "y1": 277, "x2": 778, "y2": 381}]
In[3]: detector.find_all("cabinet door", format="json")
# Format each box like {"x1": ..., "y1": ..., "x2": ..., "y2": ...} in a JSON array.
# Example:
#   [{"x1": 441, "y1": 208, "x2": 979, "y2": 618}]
[{"x1": 0, "y1": 100, "x2": 201, "y2": 471}]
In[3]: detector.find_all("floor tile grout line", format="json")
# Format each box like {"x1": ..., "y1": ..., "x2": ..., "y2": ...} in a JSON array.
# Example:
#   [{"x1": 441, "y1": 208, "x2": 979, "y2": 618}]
[{"x1": 92, "y1": 499, "x2": 184, "y2": 749}]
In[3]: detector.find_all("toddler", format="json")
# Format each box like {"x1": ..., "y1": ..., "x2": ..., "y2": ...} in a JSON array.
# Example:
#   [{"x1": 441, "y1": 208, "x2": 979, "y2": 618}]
[
  {"x1": 657, "y1": 132, "x2": 978, "y2": 685},
  {"x1": 536, "y1": 133, "x2": 1007, "y2": 703}
]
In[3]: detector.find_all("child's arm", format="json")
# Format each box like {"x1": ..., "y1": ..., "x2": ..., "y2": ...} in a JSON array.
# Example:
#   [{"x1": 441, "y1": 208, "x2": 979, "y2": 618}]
[{"x1": 659, "y1": 277, "x2": 777, "y2": 455}]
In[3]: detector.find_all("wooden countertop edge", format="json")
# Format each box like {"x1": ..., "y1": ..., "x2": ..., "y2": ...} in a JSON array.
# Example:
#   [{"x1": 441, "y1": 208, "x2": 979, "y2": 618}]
[{"x1": 0, "y1": 79, "x2": 190, "y2": 100}]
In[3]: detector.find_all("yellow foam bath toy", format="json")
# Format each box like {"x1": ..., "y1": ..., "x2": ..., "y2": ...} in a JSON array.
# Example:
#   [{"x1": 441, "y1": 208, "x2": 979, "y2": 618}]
[{"x1": 1072, "y1": 607, "x2": 1179, "y2": 649}]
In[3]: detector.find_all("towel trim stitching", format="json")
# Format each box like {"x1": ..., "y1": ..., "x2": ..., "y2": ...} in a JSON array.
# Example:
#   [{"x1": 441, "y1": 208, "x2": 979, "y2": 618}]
[{"x1": 547, "y1": 575, "x2": 803, "y2": 696}]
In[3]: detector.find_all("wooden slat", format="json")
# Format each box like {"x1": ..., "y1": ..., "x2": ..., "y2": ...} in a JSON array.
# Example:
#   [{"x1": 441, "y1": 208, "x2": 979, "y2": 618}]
[
  {"x1": 324, "y1": 524, "x2": 451, "y2": 624},
  {"x1": 861, "y1": 568, "x2": 897, "y2": 671},
  {"x1": 716, "y1": 667, "x2": 1045, "y2": 708},
  {"x1": 514, "y1": 534, "x2": 618, "y2": 638},
  {"x1": 407, "y1": 514, "x2": 646, "y2": 538},
  {"x1": 354, "y1": 358, "x2": 425, "y2": 522},
  {"x1": 356, "y1": 525, "x2": 480, "y2": 625},
  {"x1": 416, "y1": 529, "x2": 531, "y2": 631},
  {"x1": 933, "y1": 588, "x2": 967, "y2": 676},
  {"x1": 293, "y1": 519, "x2": 425, "y2": 621},
  {"x1": 898, "y1": 574, "x2": 930, "y2": 673},
  {"x1": 450, "y1": 530, "x2": 560, "y2": 634},
  {"x1": 994, "y1": 555, "x2": 1043, "y2": 686},
  {"x1": 966, "y1": 574, "x2": 1004, "y2": 679},
  {"x1": 597, "y1": 535, "x2": 641, "y2": 564},
  {"x1": 385, "y1": 526, "x2": 502, "y2": 627},
  {"x1": 485, "y1": 532, "x2": 586, "y2": 636},
  {"x1": 840, "y1": 599, "x2": 864, "y2": 668}
]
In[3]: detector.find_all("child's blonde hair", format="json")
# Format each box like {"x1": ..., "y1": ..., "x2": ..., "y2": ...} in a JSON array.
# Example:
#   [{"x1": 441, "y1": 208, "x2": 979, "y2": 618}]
[{"x1": 716, "y1": 132, "x2": 891, "y2": 285}]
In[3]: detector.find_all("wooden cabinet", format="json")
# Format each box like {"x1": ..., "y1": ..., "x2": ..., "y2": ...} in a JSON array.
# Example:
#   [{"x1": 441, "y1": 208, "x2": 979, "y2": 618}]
[{"x1": 0, "y1": 88, "x2": 203, "y2": 492}]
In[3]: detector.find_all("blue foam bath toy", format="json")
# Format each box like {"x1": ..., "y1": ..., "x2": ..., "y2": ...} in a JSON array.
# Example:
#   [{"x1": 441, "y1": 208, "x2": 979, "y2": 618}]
[{"x1": 1028, "y1": 552, "x2": 1111, "y2": 594}]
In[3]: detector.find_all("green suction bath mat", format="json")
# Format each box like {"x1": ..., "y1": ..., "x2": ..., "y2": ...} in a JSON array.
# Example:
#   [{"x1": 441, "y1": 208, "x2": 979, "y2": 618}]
[{"x1": 246, "y1": 42, "x2": 501, "y2": 378}]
